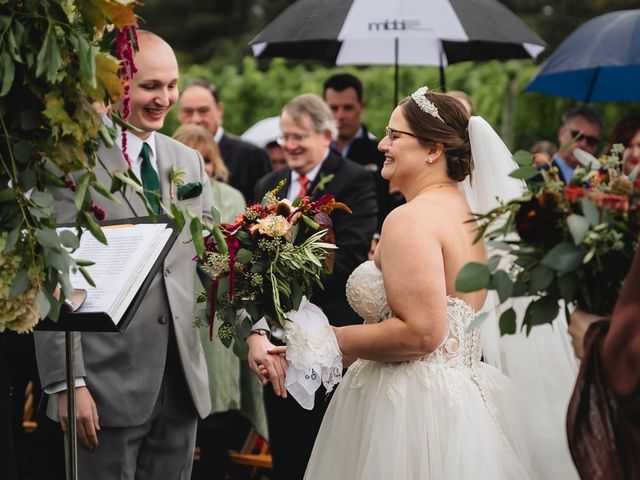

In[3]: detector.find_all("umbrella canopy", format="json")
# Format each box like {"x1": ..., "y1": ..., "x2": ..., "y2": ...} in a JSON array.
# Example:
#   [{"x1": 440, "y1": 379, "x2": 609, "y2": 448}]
[
  {"x1": 241, "y1": 116, "x2": 281, "y2": 148},
  {"x1": 250, "y1": 0, "x2": 546, "y2": 101},
  {"x1": 525, "y1": 9, "x2": 640, "y2": 103}
]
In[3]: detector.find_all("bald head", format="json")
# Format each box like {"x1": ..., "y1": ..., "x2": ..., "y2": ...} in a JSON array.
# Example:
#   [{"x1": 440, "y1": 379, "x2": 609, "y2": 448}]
[{"x1": 116, "y1": 31, "x2": 179, "y2": 139}]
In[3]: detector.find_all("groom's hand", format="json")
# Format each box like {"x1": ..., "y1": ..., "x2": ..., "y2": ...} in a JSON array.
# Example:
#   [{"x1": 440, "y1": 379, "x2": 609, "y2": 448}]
[
  {"x1": 247, "y1": 333, "x2": 288, "y2": 398},
  {"x1": 58, "y1": 386, "x2": 100, "y2": 450}
]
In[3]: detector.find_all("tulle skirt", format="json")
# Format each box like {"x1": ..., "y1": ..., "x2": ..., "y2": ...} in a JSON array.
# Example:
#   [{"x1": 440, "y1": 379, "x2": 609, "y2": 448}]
[{"x1": 304, "y1": 358, "x2": 577, "y2": 480}]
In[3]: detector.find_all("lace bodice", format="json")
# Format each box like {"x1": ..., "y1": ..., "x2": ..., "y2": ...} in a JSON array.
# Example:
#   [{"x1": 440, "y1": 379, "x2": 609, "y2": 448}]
[{"x1": 346, "y1": 261, "x2": 482, "y2": 367}]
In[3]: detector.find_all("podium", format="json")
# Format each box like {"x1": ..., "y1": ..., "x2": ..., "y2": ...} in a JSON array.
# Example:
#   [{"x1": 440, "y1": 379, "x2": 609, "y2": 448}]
[{"x1": 36, "y1": 216, "x2": 179, "y2": 480}]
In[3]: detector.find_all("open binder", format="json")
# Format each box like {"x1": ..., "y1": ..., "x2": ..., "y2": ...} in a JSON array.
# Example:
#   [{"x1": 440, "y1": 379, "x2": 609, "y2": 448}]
[{"x1": 37, "y1": 215, "x2": 179, "y2": 333}]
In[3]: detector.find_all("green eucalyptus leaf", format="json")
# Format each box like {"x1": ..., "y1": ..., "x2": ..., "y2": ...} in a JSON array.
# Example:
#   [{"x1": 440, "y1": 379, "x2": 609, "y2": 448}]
[
  {"x1": 48, "y1": 249, "x2": 72, "y2": 272},
  {"x1": 291, "y1": 280, "x2": 303, "y2": 310},
  {"x1": 216, "y1": 277, "x2": 229, "y2": 300},
  {"x1": 13, "y1": 141, "x2": 33, "y2": 164},
  {"x1": 0, "y1": 50, "x2": 15, "y2": 96},
  {"x1": 35, "y1": 291, "x2": 51, "y2": 319},
  {"x1": 513, "y1": 150, "x2": 534, "y2": 167},
  {"x1": 79, "y1": 267, "x2": 95, "y2": 287},
  {"x1": 499, "y1": 308, "x2": 517, "y2": 335},
  {"x1": 59, "y1": 272, "x2": 73, "y2": 300},
  {"x1": 74, "y1": 173, "x2": 92, "y2": 209},
  {"x1": 455, "y1": 262, "x2": 491, "y2": 293},
  {"x1": 509, "y1": 166, "x2": 539, "y2": 180},
  {"x1": 75, "y1": 258, "x2": 95, "y2": 267},
  {"x1": 486, "y1": 255, "x2": 502, "y2": 272},
  {"x1": 35, "y1": 228, "x2": 60, "y2": 249},
  {"x1": 541, "y1": 242, "x2": 584, "y2": 274},
  {"x1": 10, "y1": 271, "x2": 28, "y2": 298},
  {"x1": 0, "y1": 188, "x2": 15, "y2": 202},
  {"x1": 31, "y1": 190, "x2": 54, "y2": 208},
  {"x1": 567, "y1": 213, "x2": 590, "y2": 245},
  {"x1": 581, "y1": 198, "x2": 600, "y2": 226},
  {"x1": 170, "y1": 203, "x2": 185, "y2": 232},
  {"x1": 530, "y1": 296, "x2": 560, "y2": 328},
  {"x1": 82, "y1": 211, "x2": 107, "y2": 244},
  {"x1": 528, "y1": 265, "x2": 555, "y2": 293},
  {"x1": 574, "y1": 148, "x2": 599, "y2": 170},
  {"x1": 235, "y1": 248, "x2": 253, "y2": 264},
  {"x1": 491, "y1": 270, "x2": 514, "y2": 302},
  {"x1": 3, "y1": 228, "x2": 20, "y2": 253},
  {"x1": 90, "y1": 180, "x2": 118, "y2": 202},
  {"x1": 190, "y1": 217, "x2": 205, "y2": 259},
  {"x1": 466, "y1": 311, "x2": 489, "y2": 333},
  {"x1": 59, "y1": 230, "x2": 80, "y2": 249}
]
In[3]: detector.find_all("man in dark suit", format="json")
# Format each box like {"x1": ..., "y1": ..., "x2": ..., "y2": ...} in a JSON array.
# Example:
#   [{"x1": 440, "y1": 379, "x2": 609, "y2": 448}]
[
  {"x1": 247, "y1": 93, "x2": 377, "y2": 480},
  {"x1": 549, "y1": 105, "x2": 602, "y2": 184},
  {"x1": 177, "y1": 79, "x2": 271, "y2": 201},
  {"x1": 323, "y1": 73, "x2": 402, "y2": 231}
]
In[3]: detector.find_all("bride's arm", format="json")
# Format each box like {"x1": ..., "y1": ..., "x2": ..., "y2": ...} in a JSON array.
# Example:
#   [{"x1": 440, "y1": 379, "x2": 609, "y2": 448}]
[{"x1": 336, "y1": 208, "x2": 448, "y2": 362}]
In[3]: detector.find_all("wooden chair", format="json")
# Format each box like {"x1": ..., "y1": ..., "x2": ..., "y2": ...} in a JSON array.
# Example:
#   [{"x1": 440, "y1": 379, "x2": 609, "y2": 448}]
[{"x1": 228, "y1": 428, "x2": 272, "y2": 478}]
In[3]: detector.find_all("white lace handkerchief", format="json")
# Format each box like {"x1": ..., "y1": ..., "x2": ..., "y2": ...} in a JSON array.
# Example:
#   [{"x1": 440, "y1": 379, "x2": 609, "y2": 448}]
[{"x1": 283, "y1": 297, "x2": 342, "y2": 410}]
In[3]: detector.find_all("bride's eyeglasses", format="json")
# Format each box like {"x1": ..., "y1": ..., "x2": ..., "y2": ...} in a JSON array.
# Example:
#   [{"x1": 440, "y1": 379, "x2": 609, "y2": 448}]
[{"x1": 385, "y1": 126, "x2": 426, "y2": 146}]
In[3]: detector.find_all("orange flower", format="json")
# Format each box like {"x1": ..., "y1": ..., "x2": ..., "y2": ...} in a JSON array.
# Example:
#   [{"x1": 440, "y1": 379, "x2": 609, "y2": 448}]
[{"x1": 319, "y1": 199, "x2": 352, "y2": 215}]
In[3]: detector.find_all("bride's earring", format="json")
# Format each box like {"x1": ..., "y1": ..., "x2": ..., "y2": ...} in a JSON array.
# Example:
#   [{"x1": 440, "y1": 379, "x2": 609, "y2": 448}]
[{"x1": 426, "y1": 156, "x2": 435, "y2": 164}]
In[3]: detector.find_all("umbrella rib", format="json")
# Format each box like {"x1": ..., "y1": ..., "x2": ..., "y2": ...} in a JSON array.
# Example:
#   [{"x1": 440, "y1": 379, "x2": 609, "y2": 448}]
[{"x1": 584, "y1": 66, "x2": 600, "y2": 104}]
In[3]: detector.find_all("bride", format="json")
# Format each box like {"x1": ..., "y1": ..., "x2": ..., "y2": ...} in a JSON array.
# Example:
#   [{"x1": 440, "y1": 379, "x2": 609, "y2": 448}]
[{"x1": 258, "y1": 87, "x2": 578, "y2": 479}]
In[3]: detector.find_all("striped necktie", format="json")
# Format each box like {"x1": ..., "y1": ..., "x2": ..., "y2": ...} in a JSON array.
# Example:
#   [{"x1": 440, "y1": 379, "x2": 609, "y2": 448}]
[{"x1": 297, "y1": 174, "x2": 310, "y2": 198}]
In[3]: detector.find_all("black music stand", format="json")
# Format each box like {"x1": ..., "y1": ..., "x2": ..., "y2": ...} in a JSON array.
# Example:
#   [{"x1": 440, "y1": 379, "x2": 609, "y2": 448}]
[{"x1": 37, "y1": 216, "x2": 179, "y2": 480}]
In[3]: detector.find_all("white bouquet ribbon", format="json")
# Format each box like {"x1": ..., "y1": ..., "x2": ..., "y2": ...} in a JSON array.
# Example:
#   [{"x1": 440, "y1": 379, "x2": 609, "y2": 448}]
[{"x1": 283, "y1": 297, "x2": 342, "y2": 410}]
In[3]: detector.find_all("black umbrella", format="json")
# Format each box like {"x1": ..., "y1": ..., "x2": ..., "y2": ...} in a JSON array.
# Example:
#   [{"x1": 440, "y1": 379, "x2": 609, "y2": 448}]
[
  {"x1": 250, "y1": 0, "x2": 546, "y2": 104},
  {"x1": 525, "y1": 9, "x2": 640, "y2": 103}
]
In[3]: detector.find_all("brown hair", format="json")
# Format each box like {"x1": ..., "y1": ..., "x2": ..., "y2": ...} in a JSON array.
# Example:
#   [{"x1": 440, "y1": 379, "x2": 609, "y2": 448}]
[
  {"x1": 399, "y1": 90, "x2": 472, "y2": 182},
  {"x1": 610, "y1": 114, "x2": 640, "y2": 147},
  {"x1": 172, "y1": 124, "x2": 229, "y2": 182}
]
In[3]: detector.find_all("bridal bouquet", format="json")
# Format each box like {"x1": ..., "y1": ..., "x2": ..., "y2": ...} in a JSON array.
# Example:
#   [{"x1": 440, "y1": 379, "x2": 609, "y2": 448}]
[
  {"x1": 201, "y1": 180, "x2": 350, "y2": 346},
  {"x1": 456, "y1": 145, "x2": 640, "y2": 335}
]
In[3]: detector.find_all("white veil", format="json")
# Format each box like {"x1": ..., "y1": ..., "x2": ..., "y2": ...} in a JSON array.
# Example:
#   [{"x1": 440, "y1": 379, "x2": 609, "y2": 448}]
[{"x1": 463, "y1": 117, "x2": 578, "y2": 477}]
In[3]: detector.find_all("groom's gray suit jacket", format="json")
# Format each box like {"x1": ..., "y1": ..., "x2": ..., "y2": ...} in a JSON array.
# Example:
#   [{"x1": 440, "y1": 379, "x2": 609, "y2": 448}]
[{"x1": 35, "y1": 133, "x2": 213, "y2": 426}]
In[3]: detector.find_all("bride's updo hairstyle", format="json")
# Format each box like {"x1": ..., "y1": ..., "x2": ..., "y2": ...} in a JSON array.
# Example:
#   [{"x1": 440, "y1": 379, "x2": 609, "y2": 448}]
[{"x1": 400, "y1": 87, "x2": 472, "y2": 182}]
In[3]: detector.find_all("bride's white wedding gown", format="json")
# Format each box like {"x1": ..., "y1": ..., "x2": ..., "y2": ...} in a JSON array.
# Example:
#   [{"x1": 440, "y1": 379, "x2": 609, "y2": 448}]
[{"x1": 304, "y1": 260, "x2": 577, "y2": 479}]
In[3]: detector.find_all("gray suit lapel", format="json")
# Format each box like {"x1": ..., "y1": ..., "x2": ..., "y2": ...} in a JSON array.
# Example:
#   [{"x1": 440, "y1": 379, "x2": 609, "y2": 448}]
[
  {"x1": 96, "y1": 143, "x2": 147, "y2": 217},
  {"x1": 155, "y1": 134, "x2": 173, "y2": 208}
]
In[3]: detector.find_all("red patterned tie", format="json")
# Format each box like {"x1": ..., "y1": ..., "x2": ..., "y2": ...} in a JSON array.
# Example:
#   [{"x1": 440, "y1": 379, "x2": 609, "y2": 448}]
[{"x1": 297, "y1": 174, "x2": 310, "y2": 198}]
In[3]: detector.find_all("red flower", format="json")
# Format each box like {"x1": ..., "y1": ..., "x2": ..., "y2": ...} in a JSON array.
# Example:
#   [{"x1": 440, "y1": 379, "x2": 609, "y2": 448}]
[
  {"x1": 591, "y1": 193, "x2": 629, "y2": 212},
  {"x1": 564, "y1": 186, "x2": 586, "y2": 203},
  {"x1": 90, "y1": 200, "x2": 106, "y2": 221}
]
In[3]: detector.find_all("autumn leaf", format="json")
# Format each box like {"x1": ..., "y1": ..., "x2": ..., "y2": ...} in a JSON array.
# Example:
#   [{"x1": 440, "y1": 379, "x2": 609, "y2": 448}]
[
  {"x1": 319, "y1": 200, "x2": 352, "y2": 215},
  {"x1": 95, "y1": 0, "x2": 140, "y2": 29},
  {"x1": 93, "y1": 52, "x2": 123, "y2": 100}
]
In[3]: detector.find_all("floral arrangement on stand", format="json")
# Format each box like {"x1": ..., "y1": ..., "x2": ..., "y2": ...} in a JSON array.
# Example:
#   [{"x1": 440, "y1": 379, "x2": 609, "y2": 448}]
[
  {"x1": 456, "y1": 145, "x2": 640, "y2": 335},
  {"x1": 200, "y1": 181, "x2": 350, "y2": 355},
  {"x1": 0, "y1": 0, "x2": 145, "y2": 333}
]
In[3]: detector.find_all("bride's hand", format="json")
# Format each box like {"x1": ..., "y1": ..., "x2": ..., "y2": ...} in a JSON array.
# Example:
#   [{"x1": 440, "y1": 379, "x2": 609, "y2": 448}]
[{"x1": 247, "y1": 334, "x2": 288, "y2": 398}]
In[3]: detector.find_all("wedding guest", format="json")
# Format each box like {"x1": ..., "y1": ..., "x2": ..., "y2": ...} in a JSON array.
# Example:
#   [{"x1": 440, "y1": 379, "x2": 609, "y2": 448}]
[
  {"x1": 173, "y1": 124, "x2": 244, "y2": 223},
  {"x1": 567, "y1": 244, "x2": 640, "y2": 479},
  {"x1": 248, "y1": 93, "x2": 377, "y2": 480},
  {"x1": 34, "y1": 31, "x2": 213, "y2": 480},
  {"x1": 323, "y1": 73, "x2": 399, "y2": 231},
  {"x1": 550, "y1": 106, "x2": 602, "y2": 183},
  {"x1": 609, "y1": 114, "x2": 640, "y2": 175},
  {"x1": 178, "y1": 79, "x2": 272, "y2": 202}
]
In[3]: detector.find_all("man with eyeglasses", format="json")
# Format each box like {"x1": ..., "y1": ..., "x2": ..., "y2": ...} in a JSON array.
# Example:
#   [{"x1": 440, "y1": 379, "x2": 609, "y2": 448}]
[
  {"x1": 248, "y1": 93, "x2": 377, "y2": 480},
  {"x1": 552, "y1": 106, "x2": 603, "y2": 183}
]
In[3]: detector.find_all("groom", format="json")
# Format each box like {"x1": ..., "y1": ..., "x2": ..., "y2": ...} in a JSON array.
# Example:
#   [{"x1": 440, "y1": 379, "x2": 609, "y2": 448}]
[
  {"x1": 248, "y1": 93, "x2": 377, "y2": 479},
  {"x1": 34, "y1": 32, "x2": 212, "y2": 480}
]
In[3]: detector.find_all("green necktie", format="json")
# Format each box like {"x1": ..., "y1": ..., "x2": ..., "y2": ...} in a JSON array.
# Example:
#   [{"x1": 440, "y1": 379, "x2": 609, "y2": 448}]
[{"x1": 139, "y1": 142, "x2": 161, "y2": 214}]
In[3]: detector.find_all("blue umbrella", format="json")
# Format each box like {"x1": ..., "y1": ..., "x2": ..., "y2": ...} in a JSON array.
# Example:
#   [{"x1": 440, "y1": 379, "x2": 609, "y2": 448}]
[{"x1": 525, "y1": 9, "x2": 640, "y2": 103}]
